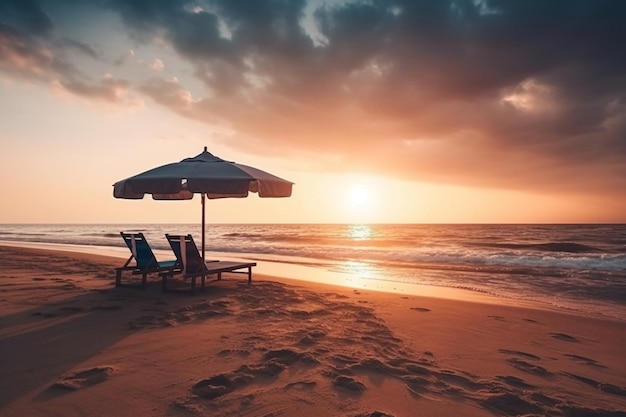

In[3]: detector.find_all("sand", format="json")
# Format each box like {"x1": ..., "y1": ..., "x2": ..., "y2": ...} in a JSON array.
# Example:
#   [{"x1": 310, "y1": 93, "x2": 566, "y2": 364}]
[{"x1": 0, "y1": 245, "x2": 625, "y2": 417}]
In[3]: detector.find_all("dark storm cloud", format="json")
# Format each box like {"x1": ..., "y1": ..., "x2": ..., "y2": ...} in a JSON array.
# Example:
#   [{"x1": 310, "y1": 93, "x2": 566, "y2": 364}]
[
  {"x1": 104, "y1": 0, "x2": 626, "y2": 193},
  {"x1": 0, "y1": 0, "x2": 55, "y2": 80},
  {"x1": 0, "y1": 0, "x2": 53, "y2": 35},
  {"x1": 0, "y1": 0, "x2": 134, "y2": 104},
  {"x1": 61, "y1": 37, "x2": 99, "y2": 60},
  {"x1": 4, "y1": 0, "x2": 626, "y2": 194}
]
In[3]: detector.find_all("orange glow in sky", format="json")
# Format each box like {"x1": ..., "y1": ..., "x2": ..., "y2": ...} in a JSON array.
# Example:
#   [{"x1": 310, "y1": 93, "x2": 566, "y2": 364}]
[{"x1": 0, "y1": 1, "x2": 625, "y2": 224}]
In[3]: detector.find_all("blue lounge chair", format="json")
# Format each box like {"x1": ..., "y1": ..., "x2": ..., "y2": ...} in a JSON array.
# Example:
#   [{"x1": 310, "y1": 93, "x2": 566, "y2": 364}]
[
  {"x1": 165, "y1": 234, "x2": 256, "y2": 294},
  {"x1": 115, "y1": 232, "x2": 181, "y2": 289}
]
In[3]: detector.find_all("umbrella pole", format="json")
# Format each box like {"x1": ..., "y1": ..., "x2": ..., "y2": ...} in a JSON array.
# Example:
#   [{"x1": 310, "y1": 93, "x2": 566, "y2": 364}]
[{"x1": 201, "y1": 193, "x2": 206, "y2": 284}]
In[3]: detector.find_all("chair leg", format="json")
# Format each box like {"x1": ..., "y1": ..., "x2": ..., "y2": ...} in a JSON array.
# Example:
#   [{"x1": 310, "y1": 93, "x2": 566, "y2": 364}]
[
  {"x1": 247, "y1": 267, "x2": 252, "y2": 284},
  {"x1": 190, "y1": 276, "x2": 196, "y2": 295}
]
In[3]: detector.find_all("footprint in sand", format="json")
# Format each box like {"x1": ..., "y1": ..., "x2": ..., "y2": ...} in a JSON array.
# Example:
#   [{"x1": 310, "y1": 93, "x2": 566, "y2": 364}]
[
  {"x1": 550, "y1": 332, "x2": 579, "y2": 342},
  {"x1": 564, "y1": 354, "x2": 606, "y2": 368},
  {"x1": 332, "y1": 375, "x2": 366, "y2": 393},
  {"x1": 506, "y1": 358, "x2": 552, "y2": 377},
  {"x1": 498, "y1": 349, "x2": 552, "y2": 377},
  {"x1": 562, "y1": 372, "x2": 626, "y2": 397},
  {"x1": 480, "y1": 393, "x2": 543, "y2": 416},
  {"x1": 498, "y1": 349, "x2": 541, "y2": 360},
  {"x1": 193, "y1": 349, "x2": 318, "y2": 400},
  {"x1": 410, "y1": 307, "x2": 431, "y2": 312},
  {"x1": 496, "y1": 375, "x2": 536, "y2": 389},
  {"x1": 52, "y1": 366, "x2": 115, "y2": 390},
  {"x1": 193, "y1": 374, "x2": 243, "y2": 399}
]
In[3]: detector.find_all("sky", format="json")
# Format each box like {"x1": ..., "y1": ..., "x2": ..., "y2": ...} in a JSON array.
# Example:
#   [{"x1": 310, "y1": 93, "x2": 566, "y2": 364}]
[{"x1": 1, "y1": 0, "x2": 625, "y2": 224}]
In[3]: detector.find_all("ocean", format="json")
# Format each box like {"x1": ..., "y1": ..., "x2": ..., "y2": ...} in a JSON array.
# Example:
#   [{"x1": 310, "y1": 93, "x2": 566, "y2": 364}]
[{"x1": 1, "y1": 224, "x2": 625, "y2": 320}]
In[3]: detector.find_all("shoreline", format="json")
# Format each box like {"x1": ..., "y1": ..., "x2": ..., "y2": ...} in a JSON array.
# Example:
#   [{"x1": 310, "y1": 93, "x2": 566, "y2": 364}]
[
  {"x1": 0, "y1": 240, "x2": 616, "y2": 320},
  {"x1": 0, "y1": 240, "x2": 512, "y2": 303},
  {"x1": 1, "y1": 244, "x2": 625, "y2": 416}
]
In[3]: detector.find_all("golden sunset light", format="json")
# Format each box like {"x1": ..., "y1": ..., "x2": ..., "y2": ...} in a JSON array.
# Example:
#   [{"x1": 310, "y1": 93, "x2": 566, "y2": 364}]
[
  {"x1": 0, "y1": 1, "x2": 625, "y2": 224},
  {"x1": 1, "y1": 2, "x2": 625, "y2": 416},
  {"x1": 346, "y1": 185, "x2": 372, "y2": 208}
]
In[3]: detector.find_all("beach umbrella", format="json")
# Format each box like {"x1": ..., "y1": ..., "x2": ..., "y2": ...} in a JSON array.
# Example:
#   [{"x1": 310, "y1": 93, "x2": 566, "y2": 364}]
[{"x1": 113, "y1": 146, "x2": 293, "y2": 267}]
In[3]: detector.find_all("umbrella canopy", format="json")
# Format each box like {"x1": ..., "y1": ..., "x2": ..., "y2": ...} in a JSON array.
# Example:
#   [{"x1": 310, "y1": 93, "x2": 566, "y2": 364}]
[
  {"x1": 113, "y1": 147, "x2": 293, "y2": 267},
  {"x1": 114, "y1": 147, "x2": 293, "y2": 200}
]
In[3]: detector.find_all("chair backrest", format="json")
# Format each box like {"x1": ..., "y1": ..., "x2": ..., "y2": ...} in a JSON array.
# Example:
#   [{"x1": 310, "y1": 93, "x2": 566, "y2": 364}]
[
  {"x1": 166, "y1": 234, "x2": 204, "y2": 274},
  {"x1": 120, "y1": 232, "x2": 158, "y2": 270}
]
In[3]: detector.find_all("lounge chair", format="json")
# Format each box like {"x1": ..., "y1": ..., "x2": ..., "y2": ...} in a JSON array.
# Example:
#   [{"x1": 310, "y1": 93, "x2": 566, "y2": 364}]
[
  {"x1": 165, "y1": 234, "x2": 257, "y2": 294},
  {"x1": 115, "y1": 232, "x2": 181, "y2": 289}
]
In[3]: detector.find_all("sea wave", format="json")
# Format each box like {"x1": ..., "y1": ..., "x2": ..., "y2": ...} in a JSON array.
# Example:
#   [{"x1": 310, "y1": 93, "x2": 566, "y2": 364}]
[
  {"x1": 474, "y1": 242, "x2": 603, "y2": 253},
  {"x1": 1, "y1": 223, "x2": 624, "y2": 321}
]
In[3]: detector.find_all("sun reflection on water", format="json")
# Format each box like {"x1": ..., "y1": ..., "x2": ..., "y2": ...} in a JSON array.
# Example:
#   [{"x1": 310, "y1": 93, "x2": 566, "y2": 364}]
[
  {"x1": 341, "y1": 260, "x2": 377, "y2": 280},
  {"x1": 347, "y1": 224, "x2": 371, "y2": 240}
]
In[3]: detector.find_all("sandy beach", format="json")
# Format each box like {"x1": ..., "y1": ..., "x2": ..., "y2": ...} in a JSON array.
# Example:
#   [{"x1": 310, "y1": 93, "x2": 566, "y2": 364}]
[{"x1": 1, "y1": 244, "x2": 625, "y2": 417}]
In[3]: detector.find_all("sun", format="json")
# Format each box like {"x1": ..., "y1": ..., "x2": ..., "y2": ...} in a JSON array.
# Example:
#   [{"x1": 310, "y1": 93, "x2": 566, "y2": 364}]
[
  {"x1": 346, "y1": 185, "x2": 372, "y2": 208},
  {"x1": 334, "y1": 177, "x2": 382, "y2": 222}
]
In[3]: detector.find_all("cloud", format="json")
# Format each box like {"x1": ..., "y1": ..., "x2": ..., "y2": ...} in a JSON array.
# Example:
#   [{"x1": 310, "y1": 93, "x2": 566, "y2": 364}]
[
  {"x1": 60, "y1": 37, "x2": 99, "y2": 60},
  {"x1": 0, "y1": 30, "x2": 47, "y2": 80},
  {"x1": 0, "y1": 0, "x2": 53, "y2": 36},
  {"x1": 0, "y1": 1, "x2": 139, "y2": 108},
  {"x1": 106, "y1": 0, "x2": 626, "y2": 195},
  {"x1": 114, "y1": 48, "x2": 134, "y2": 66},
  {"x1": 56, "y1": 73, "x2": 141, "y2": 106},
  {"x1": 3, "y1": 0, "x2": 626, "y2": 196},
  {"x1": 148, "y1": 58, "x2": 164, "y2": 71},
  {"x1": 139, "y1": 76, "x2": 197, "y2": 113}
]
